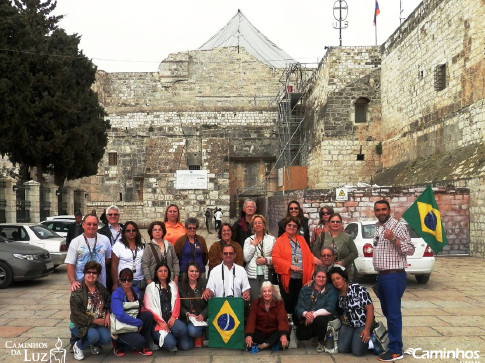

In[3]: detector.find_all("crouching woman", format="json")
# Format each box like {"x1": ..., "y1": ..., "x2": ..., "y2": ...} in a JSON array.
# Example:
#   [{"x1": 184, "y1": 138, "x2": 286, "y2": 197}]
[
  {"x1": 329, "y1": 267, "x2": 374, "y2": 356},
  {"x1": 110, "y1": 268, "x2": 154, "y2": 356}
]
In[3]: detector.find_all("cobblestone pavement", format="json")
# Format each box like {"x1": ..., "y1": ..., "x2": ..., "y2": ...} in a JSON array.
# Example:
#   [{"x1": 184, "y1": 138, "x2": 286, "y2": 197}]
[{"x1": 0, "y1": 229, "x2": 484, "y2": 362}]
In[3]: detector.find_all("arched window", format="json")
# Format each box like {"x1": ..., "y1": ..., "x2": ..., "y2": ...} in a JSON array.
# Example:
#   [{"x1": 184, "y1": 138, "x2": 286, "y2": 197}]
[{"x1": 354, "y1": 97, "x2": 370, "y2": 123}]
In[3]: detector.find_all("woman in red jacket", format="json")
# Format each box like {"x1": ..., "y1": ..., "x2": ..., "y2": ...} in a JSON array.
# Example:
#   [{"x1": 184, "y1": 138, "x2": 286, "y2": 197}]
[{"x1": 245, "y1": 281, "x2": 289, "y2": 351}]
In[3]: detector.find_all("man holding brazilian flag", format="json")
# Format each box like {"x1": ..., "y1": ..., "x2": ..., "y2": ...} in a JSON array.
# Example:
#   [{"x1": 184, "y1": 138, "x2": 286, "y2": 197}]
[{"x1": 403, "y1": 186, "x2": 448, "y2": 253}]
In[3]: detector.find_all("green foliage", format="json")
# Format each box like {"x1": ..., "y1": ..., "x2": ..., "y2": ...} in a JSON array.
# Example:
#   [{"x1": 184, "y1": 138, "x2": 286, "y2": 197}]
[{"x1": 0, "y1": 0, "x2": 109, "y2": 187}]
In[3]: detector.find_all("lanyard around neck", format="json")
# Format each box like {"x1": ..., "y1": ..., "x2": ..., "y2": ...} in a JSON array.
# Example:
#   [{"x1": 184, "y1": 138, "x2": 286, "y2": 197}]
[{"x1": 221, "y1": 264, "x2": 236, "y2": 297}]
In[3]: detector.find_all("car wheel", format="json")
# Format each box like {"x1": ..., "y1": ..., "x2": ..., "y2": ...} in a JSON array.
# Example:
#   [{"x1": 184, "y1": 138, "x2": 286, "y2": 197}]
[
  {"x1": 0, "y1": 261, "x2": 13, "y2": 289},
  {"x1": 415, "y1": 274, "x2": 430, "y2": 284},
  {"x1": 352, "y1": 262, "x2": 363, "y2": 283}
]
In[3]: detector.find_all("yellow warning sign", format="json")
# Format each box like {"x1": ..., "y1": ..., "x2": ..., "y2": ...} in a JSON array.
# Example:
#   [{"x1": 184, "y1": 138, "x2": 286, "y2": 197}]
[{"x1": 335, "y1": 188, "x2": 348, "y2": 201}]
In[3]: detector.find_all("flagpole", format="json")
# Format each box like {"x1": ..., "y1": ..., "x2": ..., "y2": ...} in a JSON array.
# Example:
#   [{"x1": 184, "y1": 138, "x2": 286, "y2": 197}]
[{"x1": 375, "y1": 21, "x2": 377, "y2": 46}]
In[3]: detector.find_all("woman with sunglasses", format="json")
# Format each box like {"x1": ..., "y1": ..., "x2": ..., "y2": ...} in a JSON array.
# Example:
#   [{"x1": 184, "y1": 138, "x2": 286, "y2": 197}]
[
  {"x1": 311, "y1": 206, "x2": 334, "y2": 256},
  {"x1": 322, "y1": 214, "x2": 357, "y2": 274},
  {"x1": 277, "y1": 201, "x2": 310, "y2": 248},
  {"x1": 70, "y1": 261, "x2": 111, "y2": 361},
  {"x1": 174, "y1": 218, "x2": 209, "y2": 280},
  {"x1": 111, "y1": 221, "x2": 145, "y2": 291},
  {"x1": 178, "y1": 262, "x2": 208, "y2": 348},
  {"x1": 144, "y1": 262, "x2": 192, "y2": 351},
  {"x1": 111, "y1": 268, "x2": 154, "y2": 356},
  {"x1": 272, "y1": 216, "x2": 322, "y2": 323},
  {"x1": 142, "y1": 221, "x2": 180, "y2": 285}
]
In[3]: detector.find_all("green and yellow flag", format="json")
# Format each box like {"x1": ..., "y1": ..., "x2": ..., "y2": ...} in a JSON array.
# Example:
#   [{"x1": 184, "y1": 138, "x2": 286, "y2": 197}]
[
  {"x1": 402, "y1": 186, "x2": 448, "y2": 253},
  {"x1": 208, "y1": 297, "x2": 244, "y2": 349}
]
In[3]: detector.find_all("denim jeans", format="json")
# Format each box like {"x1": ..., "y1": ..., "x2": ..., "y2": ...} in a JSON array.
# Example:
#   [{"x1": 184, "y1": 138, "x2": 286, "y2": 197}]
[
  {"x1": 116, "y1": 310, "x2": 153, "y2": 351},
  {"x1": 186, "y1": 322, "x2": 205, "y2": 338},
  {"x1": 377, "y1": 271, "x2": 407, "y2": 354},
  {"x1": 152, "y1": 319, "x2": 193, "y2": 351},
  {"x1": 338, "y1": 324, "x2": 368, "y2": 356},
  {"x1": 70, "y1": 325, "x2": 111, "y2": 350}
]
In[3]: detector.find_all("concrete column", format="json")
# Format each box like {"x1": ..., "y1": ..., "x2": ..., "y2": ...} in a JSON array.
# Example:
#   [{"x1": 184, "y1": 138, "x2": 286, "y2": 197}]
[
  {"x1": 0, "y1": 177, "x2": 16, "y2": 223},
  {"x1": 78, "y1": 190, "x2": 87, "y2": 214},
  {"x1": 64, "y1": 187, "x2": 74, "y2": 215},
  {"x1": 24, "y1": 180, "x2": 40, "y2": 223},
  {"x1": 49, "y1": 187, "x2": 59, "y2": 216}
]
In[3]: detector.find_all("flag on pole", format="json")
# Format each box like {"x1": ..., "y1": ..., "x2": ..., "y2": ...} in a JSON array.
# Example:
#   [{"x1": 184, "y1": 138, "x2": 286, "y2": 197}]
[
  {"x1": 208, "y1": 297, "x2": 244, "y2": 349},
  {"x1": 402, "y1": 186, "x2": 448, "y2": 254},
  {"x1": 373, "y1": 0, "x2": 380, "y2": 25}
]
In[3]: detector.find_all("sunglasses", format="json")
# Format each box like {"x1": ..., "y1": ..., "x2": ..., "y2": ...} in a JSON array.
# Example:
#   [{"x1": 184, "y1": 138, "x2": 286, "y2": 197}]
[
  {"x1": 120, "y1": 278, "x2": 133, "y2": 283},
  {"x1": 320, "y1": 212, "x2": 332, "y2": 215},
  {"x1": 85, "y1": 271, "x2": 99, "y2": 275},
  {"x1": 125, "y1": 229, "x2": 137, "y2": 233},
  {"x1": 107, "y1": 213, "x2": 119, "y2": 217},
  {"x1": 223, "y1": 252, "x2": 235, "y2": 256},
  {"x1": 289, "y1": 207, "x2": 299, "y2": 211}
]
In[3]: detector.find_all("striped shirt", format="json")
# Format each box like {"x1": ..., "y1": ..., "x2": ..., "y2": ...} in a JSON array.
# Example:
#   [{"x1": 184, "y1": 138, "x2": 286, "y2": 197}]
[{"x1": 372, "y1": 217, "x2": 415, "y2": 271}]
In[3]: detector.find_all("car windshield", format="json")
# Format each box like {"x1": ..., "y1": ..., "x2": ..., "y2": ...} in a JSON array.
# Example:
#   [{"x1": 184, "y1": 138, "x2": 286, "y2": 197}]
[
  {"x1": 30, "y1": 225, "x2": 60, "y2": 239},
  {"x1": 362, "y1": 224, "x2": 376, "y2": 239}
]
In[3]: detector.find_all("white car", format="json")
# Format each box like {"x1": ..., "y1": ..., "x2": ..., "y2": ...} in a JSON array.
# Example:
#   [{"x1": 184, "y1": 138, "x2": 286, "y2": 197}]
[
  {"x1": 345, "y1": 220, "x2": 435, "y2": 284},
  {"x1": 0, "y1": 224, "x2": 67, "y2": 267},
  {"x1": 40, "y1": 220, "x2": 72, "y2": 238}
]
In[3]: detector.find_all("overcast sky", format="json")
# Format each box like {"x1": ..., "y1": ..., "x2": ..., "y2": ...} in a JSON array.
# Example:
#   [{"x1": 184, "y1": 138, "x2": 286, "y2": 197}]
[{"x1": 53, "y1": 0, "x2": 423, "y2": 73}]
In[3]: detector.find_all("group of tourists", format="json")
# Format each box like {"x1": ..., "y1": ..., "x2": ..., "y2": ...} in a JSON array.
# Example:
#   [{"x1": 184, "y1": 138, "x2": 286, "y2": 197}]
[{"x1": 66, "y1": 198, "x2": 414, "y2": 362}]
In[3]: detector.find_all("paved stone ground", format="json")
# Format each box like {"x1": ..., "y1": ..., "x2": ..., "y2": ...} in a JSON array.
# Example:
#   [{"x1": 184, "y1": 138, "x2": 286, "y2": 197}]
[{"x1": 0, "y1": 228, "x2": 484, "y2": 362}]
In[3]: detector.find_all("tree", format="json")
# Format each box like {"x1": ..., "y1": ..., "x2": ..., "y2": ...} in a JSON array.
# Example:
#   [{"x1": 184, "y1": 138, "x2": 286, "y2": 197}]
[{"x1": 0, "y1": 0, "x2": 109, "y2": 187}]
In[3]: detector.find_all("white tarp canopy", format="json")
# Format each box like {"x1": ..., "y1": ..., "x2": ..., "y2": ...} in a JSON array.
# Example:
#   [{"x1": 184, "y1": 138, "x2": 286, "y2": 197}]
[{"x1": 199, "y1": 9, "x2": 295, "y2": 69}]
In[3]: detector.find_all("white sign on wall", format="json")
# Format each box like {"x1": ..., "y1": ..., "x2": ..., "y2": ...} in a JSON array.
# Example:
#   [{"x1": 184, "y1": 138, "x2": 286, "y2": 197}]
[
  {"x1": 335, "y1": 187, "x2": 348, "y2": 201},
  {"x1": 176, "y1": 170, "x2": 208, "y2": 189}
]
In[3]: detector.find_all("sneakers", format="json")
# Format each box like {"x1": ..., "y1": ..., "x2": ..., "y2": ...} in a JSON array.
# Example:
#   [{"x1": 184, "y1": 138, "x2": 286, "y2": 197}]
[
  {"x1": 379, "y1": 351, "x2": 404, "y2": 361},
  {"x1": 90, "y1": 345, "x2": 101, "y2": 355},
  {"x1": 72, "y1": 341, "x2": 84, "y2": 361},
  {"x1": 113, "y1": 347, "x2": 125, "y2": 357},
  {"x1": 194, "y1": 336, "x2": 203, "y2": 348},
  {"x1": 316, "y1": 343, "x2": 325, "y2": 353},
  {"x1": 135, "y1": 348, "x2": 153, "y2": 356}
]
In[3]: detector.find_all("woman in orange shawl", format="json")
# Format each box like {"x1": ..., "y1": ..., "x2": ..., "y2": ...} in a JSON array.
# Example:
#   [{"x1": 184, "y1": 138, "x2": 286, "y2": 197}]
[{"x1": 272, "y1": 216, "x2": 322, "y2": 322}]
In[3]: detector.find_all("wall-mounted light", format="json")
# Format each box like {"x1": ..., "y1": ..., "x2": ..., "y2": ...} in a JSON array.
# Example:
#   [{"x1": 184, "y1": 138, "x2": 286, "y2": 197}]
[
  {"x1": 12, "y1": 185, "x2": 18, "y2": 192},
  {"x1": 55, "y1": 189, "x2": 61, "y2": 196}
]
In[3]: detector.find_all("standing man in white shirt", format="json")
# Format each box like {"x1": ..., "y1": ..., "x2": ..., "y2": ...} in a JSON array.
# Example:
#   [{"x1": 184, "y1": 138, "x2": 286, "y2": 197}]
[
  {"x1": 98, "y1": 205, "x2": 123, "y2": 290},
  {"x1": 202, "y1": 244, "x2": 251, "y2": 301}
]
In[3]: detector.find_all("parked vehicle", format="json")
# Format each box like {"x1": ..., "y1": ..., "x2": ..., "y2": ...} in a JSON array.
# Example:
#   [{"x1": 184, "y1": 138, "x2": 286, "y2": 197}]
[
  {"x1": 0, "y1": 234, "x2": 54, "y2": 288},
  {"x1": 0, "y1": 224, "x2": 67, "y2": 267},
  {"x1": 40, "y1": 220, "x2": 72, "y2": 238},
  {"x1": 345, "y1": 220, "x2": 435, "y2": 284}
]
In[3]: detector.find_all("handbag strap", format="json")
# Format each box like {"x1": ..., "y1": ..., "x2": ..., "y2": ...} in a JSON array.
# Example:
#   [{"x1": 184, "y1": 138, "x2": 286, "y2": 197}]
[{"x1": 149, "y1": 242, "x2": 161, "y2": 265}]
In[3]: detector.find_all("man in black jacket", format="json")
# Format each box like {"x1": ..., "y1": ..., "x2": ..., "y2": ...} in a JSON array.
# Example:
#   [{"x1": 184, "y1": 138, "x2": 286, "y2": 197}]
[
  {"x1": 66, "y1": 211, "x2": 83, "y2": 248},
  {"x1": 98, "y1": 205, "x2": 123, "y2": 291}
]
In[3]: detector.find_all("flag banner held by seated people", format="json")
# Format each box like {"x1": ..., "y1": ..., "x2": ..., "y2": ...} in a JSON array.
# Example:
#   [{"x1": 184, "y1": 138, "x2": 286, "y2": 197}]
[
  {"x1": 402, "y1": 186, "x2": 448, "y2": 253},
  {"x1": 208, "y1": 297, "x2": 244, "y2": 349}
]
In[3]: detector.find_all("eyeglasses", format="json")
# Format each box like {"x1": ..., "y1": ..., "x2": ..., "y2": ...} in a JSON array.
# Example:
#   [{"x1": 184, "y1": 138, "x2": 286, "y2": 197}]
[
  {"x1": 85, "y1": 271, "x2": 99, "y2": 275},
  {"x1": 320, "y1": 254, "x2": 333, "y2": 258},
  {"x1": 107, "y1": 213, "x2": 119, "y2": 217},
  {"x1": 223, "y1": 252, "x2": 235, "y2": 256},
  {"x1": 289, "y1": 207, "x2": 299, "y2": 211},
  {"x1": 187, "y1": 227, "x2": 198, "y2": 230},
  {"x1": 286, "y1": 224, "x2": 298, "y2": 229},
  {"x1": 85, "y1": 223, "x2": 98, "y2": 227},
  {"x1": 157, "y1": 270, "x2": 169, "y2": 274},
  {"x1": 120, "y1": 278, "x2": 133, "y2": 283},
  {"x1": 125, "y1": 229, "x2": 137, "y2": 233},
  {"x1": 330, "y1": 220, "x2": 342, "y2": 224}
]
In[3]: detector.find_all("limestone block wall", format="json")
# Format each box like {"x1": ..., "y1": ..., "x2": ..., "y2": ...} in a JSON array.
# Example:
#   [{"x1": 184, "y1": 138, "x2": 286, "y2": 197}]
[
  {"x1": 302, "y1": 47, "x2": 383, "y2": 189},
  {"x1": 267, "y1": 186, "x2": 470, "y2": 256},
  {"x1": 95, "y1": 47, "x2": 281, "y2": 113},
  {"x1": 380, "y1": 0, "x2": 485, "y2": 166}
]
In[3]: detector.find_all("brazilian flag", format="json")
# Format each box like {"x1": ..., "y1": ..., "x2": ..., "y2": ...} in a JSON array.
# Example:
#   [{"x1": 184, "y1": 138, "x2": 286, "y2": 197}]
[
  {"x1": 403, "y1": 186, "x2": 448, "y2": 253},
  {"x1": 208, "y1": 297, "x2": 244, "y2": 349}
]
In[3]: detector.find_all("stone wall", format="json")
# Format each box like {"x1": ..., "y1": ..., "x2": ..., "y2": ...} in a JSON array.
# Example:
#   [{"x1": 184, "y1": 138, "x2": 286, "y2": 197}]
[
  {"x1": 379, "y1": 0, "x2": 485, "y2": 166},
  {"x1": 302, "y1": 47, "x2": 383, "y2": 189},
  {"x1": 267, "y1": 185, "x2": 470, "y2": 256}
]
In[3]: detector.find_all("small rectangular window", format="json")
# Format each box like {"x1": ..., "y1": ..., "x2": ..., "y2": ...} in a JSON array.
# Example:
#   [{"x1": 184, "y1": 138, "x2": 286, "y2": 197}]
[
  {"x1": 188, "y1": 165, "x2": 201, "y2": 170},
  {"x1": 108, "y1": 152, "x2": 118, "y2": 166},
  {"x1": 355, "y1": 104, "x2": 367, "y2": 123},
  {"x1": 434, "y1": 64, "x2": 446, "y2": 91}
]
